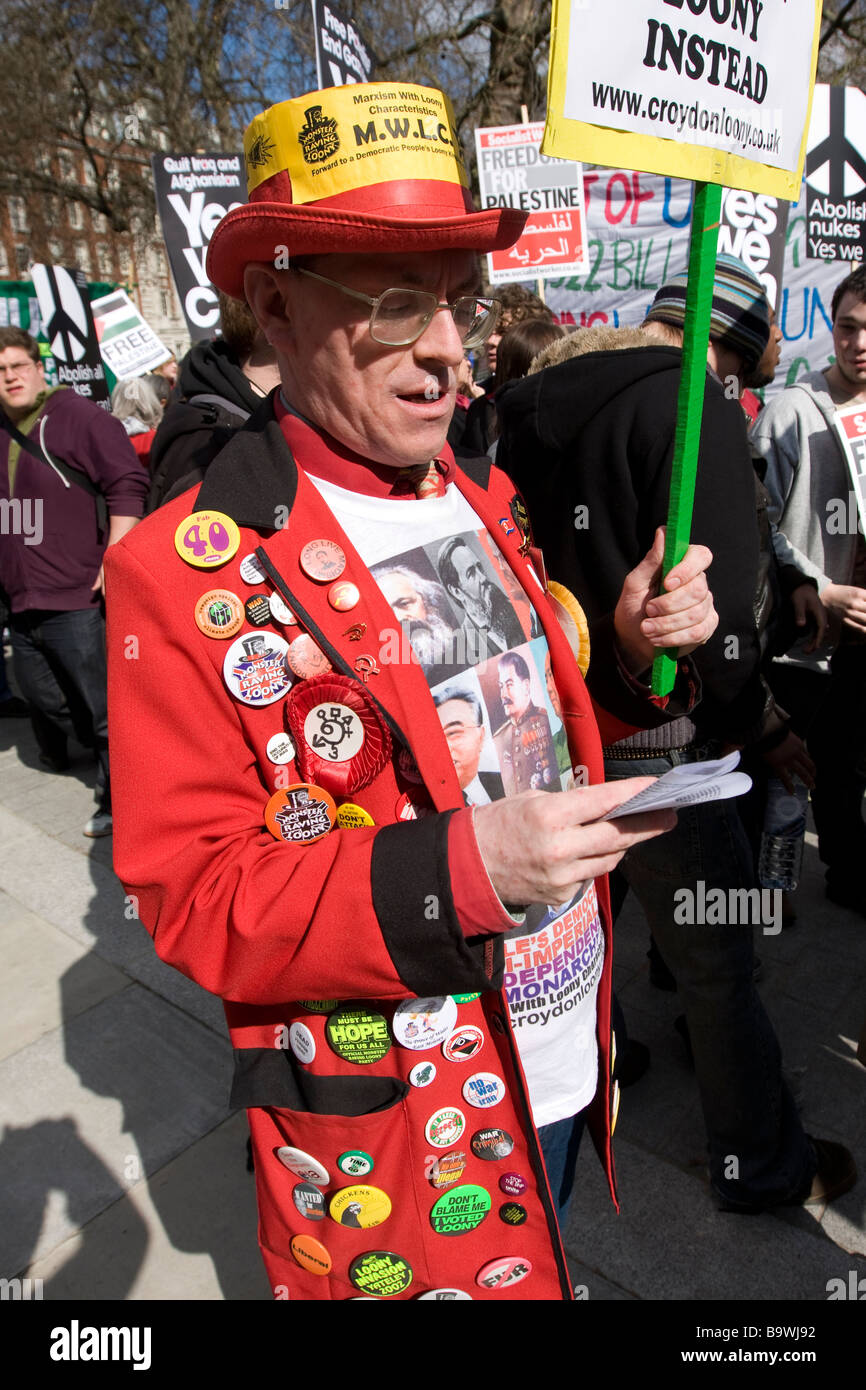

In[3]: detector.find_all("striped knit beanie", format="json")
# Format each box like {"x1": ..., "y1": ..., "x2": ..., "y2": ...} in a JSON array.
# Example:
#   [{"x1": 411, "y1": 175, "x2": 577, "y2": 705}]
[{"x1": 644, "y1": 253, "x2": 770, "y2": 370}]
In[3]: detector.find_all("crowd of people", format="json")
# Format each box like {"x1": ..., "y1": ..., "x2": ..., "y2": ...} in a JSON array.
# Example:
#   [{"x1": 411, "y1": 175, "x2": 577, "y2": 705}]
[{"x1": 1, "y1": 78, "x2": 863, "y2": 1300}]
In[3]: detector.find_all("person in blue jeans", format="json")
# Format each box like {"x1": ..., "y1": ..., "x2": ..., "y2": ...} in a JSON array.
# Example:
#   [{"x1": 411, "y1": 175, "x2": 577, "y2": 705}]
[{"x1": 497, "y1": 259, "x2": 857, "y2": 1212}]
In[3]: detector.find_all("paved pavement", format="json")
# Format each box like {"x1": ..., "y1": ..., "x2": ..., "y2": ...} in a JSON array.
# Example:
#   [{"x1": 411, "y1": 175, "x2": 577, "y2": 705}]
[{"x1": 0, "y1": 675, "x2": 864, "y2": 1303}]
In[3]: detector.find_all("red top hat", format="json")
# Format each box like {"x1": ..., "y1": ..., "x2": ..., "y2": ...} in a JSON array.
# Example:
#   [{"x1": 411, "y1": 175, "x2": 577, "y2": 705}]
[{"x1": 207, "y1": 83, "x2": 527, "y2": 298}]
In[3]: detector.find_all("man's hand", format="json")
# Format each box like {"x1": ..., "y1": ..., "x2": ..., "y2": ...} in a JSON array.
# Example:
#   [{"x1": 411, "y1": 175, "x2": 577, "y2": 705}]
[
  {"x1": 473, "y1": 777, "x2": 676, "y2": 906},
  {"x1": 791, "y1": 583, "x2": 828, "y2": 652},
  {"x1": 614, "y1": 527, "x2": 719, "y2": 674},
  {"x1": 761, "y1": 731, "x2": 815, "y2": 793},
  {"x1": 820, "y1": 582, "x2": 866, "y2": 635}
]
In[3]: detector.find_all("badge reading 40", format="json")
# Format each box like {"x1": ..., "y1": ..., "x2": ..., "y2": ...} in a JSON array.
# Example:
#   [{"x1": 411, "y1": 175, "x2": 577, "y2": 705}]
[{"x1": 174, "y1": 510, "x2": 240, "y2": 568}]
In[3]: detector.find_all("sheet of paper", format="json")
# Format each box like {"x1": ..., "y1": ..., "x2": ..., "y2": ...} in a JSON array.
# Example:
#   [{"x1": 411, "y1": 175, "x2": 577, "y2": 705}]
[{"x1": 601, "y1": 755, "x2": 752, "y2": 820}]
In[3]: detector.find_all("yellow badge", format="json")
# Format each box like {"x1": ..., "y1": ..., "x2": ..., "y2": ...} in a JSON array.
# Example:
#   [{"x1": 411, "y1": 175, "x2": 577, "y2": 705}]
[
  {"x1": 329, "y1": 1184, "x2": 392, "y2": 1229},
  {"x1": 244, "y1": 84, "x2": 467, "y2": 201},
  {"x1": 547, "y1": 580, "x2": 591, "y2": 677},
  {"x1": 337, "y1": 802, "x2": 375, "y2": 829},
  {"x1": 175, "y1": 510, "x2": 240, "y2": 569}
]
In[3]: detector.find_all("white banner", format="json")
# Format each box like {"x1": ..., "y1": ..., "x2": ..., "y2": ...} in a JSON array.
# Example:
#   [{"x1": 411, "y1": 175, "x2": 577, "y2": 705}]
[
  {"x1": 475, "y1": 123, "x2": 588, "y2": 283},
  {"x1": 538, "y1": 169, "x2": 840, "y2": 399},
  {"x1": 91, "y1": 290, "x2": 171, "y2": 380},
  {"x1": 558, "y1": 0, "x2": 818, "y2": 180}
]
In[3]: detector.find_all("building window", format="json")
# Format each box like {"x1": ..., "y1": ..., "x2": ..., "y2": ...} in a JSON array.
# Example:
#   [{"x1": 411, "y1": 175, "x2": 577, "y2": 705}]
[
  {"x1": 67, "y1": 202, "x2": 84, "y2": 231},
  {"x1": 0, "y1": 244, "x2": 8, "y2": 276},
  {"x1": 48, "y1": 240, "x2": 66, "y2": 263},
  {"x1": 9, "y1": 198, "x2": 28, "y2": 234},
  {"x1": 15, "y1": 245, "x2": 32, "y2": 274}
]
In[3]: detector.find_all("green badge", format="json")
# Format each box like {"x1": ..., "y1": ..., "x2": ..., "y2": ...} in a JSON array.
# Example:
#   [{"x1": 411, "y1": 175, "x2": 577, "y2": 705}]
[
  {"x1": 326, "y1": 1008, "x2": 391, "y2": 1064},
  {"x1": 429, "y1": 1184, "x2": 492, "y2": 1236},
  {"x1": 451, "y1": 993, "x2": 481, "y2": 1004},
  {"x1": 300, "y1": 999, "x2": 339, "y2": 1013},
  {"x1": 348, "y1": 1250, "x2": 413, "y2": 1298},
  {"x1": 337, "y1": 1149, "x2": 374, "y2": 1178}
]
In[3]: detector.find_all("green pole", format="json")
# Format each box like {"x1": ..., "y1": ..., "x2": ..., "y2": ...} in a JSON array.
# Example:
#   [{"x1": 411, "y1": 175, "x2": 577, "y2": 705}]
[{"x1": 651, "y1": 179, "x2": 722, "y2": 696}]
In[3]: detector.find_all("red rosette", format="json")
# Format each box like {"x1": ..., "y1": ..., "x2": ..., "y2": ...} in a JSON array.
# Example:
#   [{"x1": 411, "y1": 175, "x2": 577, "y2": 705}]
[{"x1": 285, "y1": 673, "x2": 392, "y2": 797}]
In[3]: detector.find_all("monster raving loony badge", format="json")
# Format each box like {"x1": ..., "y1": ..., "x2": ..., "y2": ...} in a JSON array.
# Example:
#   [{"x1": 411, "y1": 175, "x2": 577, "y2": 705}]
[
  {"x1": 223, "y1": 632, "x2": 292, "y2": 706},
  {"x1": 265, "y1": 783, "x2": 337, "y2": 844}
]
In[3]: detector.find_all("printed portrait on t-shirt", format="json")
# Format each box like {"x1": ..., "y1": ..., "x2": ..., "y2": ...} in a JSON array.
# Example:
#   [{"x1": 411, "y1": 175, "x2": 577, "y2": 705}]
[
  {"x1": 431, "y1": 533, "x2": 527, "y2": 666},
  {"x1": 477, "y1": 639, "x2": 558, "y2": 797},
  {"x1": 432, "y1": 673, "x2": 504, "y2": 808},
  {"x1": 371, "y1": 547, "x2": 464, "y2": 685}
]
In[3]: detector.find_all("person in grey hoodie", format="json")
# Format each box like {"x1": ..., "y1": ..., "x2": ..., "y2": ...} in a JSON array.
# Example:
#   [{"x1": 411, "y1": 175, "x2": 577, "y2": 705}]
[{"x1": 752, "y1": 266, "x2": 866, "y2": 914}]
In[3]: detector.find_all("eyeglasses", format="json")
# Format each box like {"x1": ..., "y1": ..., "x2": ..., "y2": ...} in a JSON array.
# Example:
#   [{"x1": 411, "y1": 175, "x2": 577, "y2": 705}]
[
  {"x1": 0, "y1": 359, "x2": 39, "y2": 379},
  {"x1": 292, "y1": 266, "x2": 500, "y2": 349}
]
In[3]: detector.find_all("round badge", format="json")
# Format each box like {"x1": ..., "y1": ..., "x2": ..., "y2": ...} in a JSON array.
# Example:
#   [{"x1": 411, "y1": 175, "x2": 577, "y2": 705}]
[
  {"x1": 266, "y1": 732, "x2": 295, "y2": 765},
  {"x1": 292, "y1": 1181, "x2": 327, "y2": 1221},
  {"x1": 289, "y1": 1021, "x2": 316, "y2": 1064},
  {"x1": 462, "y1": 1072, "x2": 507, "y2": 1109},
  {"x1": 175, "y1": 510, "x2": 240, "y2": 568},
  {"x1": 194, "y1": 589, "x2": 244, "y2": 638},
  {"x1": 328, "y1": 580, "x2": 360, "y2": 612},
  {"x1": 223, "y1": 632, "x2": 292, "y2": 706},
  {"x1": 268, "y1": 592, "x2": 296, "y2": 626},
  {"x1": 394, "y1": 791, "x2": 430, "y2": 821},
  {"x1": 299, "y1": 999, "x2": 339, "y2": 1013},
  {"x1": 329, "y1": 1184, "x2": 392, "y2": 1229},
  {"x1": 408, "y1": 1060, "x2": 437, "y2": 1089},
  {"x1": 452, "y1": 993, "x2": 482, "y2": 1004},
  {"x1": 393, "y1": 996, "x2": 458, "y2": 1052},
  {"x1": 300, "y1": 539, "x2": 346, "y2": 583},
  {"x1": 286, "y1": 634, "x2": 332, "y2": 679},
  {"x1": 429, "y1": 1150, "x2": 467, "y2": 1190},
  {"x1": 337, "y1": 1150, "x2": 374, "y2": 1178},
  {"x1": 290, "y1": 1233, "x2": 332, "y2": 1276},
  {"x1": 417, "y1": 1289, "x2": 473, "y2": 1300},
  {"x1": 430, "y1": 1184, "x2": 491, "y2": 1236},
  {"x1": 425, "y1": 1107, "x2": 466, "y2": 1149},
  {"x1": 475, "y1": 1256, "x2": 532, "y2": 1291},
  {"x1": 276, "y1": 1146, "x2": 330, "y2": 1186},
  {"x1": 442, "y1": 1026, "x2": 485, "y2": 1063},
  {"x1": 244, "y1": 594, "x2": 272, "y2": 627},
  {"x1": 470, "y1": 1128, "x2": 515, "y2": 1162},
  {"x1": 239, "y1": 552, "x2": 267, "y2": 586},
  {"x1": 499, "y1": 1172, "x2": 528, "y2": 1197},
  {"x1": 499, "y1": 1201, "x2": 528, "y2": 1226},
  {"x1": 326, "y1": 1008, "x2": 391, "y2": 1065},
  {"x1": 303, "y1": 702, "x2": 365, "y2": 763},
  {"x1": 348, "y1": 1251, "x2": 412, "y2": 1298},
  {"x1": 337, "y1": 802, "x2": 375, "y2": 829},
  {"x1": 265, "y1": 783, "x2": 337, "y2": 844}
]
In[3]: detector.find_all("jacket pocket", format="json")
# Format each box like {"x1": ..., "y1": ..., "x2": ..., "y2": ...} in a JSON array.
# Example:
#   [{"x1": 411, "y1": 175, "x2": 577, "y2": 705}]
[{"x1": 231, "y1": 1046, "x2": 409, "y2": 1114}]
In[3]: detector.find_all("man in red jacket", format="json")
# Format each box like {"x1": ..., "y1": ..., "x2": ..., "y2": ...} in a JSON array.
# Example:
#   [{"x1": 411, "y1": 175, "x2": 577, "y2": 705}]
[{"x1": 106, "y1": 82, "x2": 719, "y2": 1300}]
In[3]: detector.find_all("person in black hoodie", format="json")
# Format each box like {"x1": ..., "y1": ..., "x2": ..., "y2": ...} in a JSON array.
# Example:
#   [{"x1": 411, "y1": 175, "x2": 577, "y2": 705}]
[
  {"x1": 496, "y1": 256, "x2": 856, "y2": 1215},
  {"x1": 147, "y1": 294, "x2": 280, "y2": 511}
]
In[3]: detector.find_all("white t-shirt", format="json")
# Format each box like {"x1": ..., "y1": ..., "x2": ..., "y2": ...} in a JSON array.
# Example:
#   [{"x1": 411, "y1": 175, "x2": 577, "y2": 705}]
[{"x1": 308, "y1": 473, "x2": 604, "y2": 1127}]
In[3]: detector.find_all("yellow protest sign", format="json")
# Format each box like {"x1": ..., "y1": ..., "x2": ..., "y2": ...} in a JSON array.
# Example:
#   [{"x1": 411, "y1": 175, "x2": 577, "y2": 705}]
[{"x1": 544, "y1": 0, "x2": 822, "y2": 197}]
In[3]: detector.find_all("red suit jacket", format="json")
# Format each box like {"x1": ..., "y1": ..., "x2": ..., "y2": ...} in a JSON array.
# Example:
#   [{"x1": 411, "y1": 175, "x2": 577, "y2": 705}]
[{"x1": 105, "y1": 405, "x2": 692, "y2": 1301}]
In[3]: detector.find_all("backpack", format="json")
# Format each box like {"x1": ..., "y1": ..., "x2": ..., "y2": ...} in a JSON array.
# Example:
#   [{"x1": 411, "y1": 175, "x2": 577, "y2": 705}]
[{"x1": 147, "y1": 392, "x2": 251, "y2": 512}]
